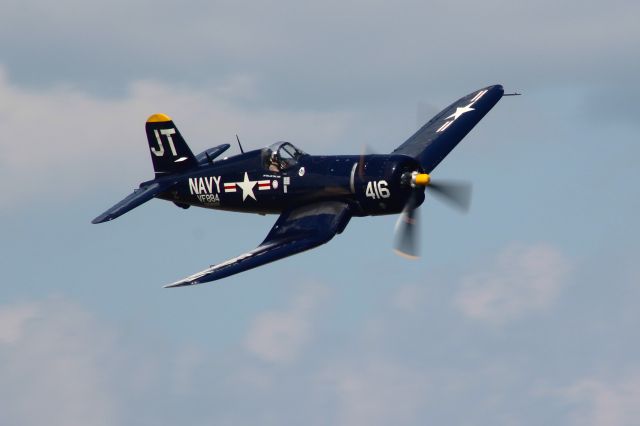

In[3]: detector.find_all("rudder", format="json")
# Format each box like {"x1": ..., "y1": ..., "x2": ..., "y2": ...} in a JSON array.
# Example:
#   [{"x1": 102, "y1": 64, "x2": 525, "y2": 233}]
[{"x1": 145, "y1": 113, "x2": 198, "y2": 175}]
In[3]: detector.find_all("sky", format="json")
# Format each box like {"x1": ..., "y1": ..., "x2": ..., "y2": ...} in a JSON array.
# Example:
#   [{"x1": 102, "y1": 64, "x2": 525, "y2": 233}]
[{"x1": 1, "y1": 0, "x2": 640, "y2": 424}]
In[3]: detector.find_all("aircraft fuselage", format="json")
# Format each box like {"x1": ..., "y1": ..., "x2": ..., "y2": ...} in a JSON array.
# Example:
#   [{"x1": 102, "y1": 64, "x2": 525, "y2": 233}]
[{"x1": 153, "y1": 149, "x2": 424, "y2": 217}]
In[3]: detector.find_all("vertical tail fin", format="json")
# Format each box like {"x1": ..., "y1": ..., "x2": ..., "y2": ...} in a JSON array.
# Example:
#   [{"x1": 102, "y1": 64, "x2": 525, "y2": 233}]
[{"x1": 145, "y1": 113, "x2": 198, "y2": 176}]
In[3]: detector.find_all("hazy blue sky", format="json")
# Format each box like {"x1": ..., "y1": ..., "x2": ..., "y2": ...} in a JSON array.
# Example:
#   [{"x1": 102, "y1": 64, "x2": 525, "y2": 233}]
[{"x1": 1, "y1": 0, "x2": 639, "y2": 424}]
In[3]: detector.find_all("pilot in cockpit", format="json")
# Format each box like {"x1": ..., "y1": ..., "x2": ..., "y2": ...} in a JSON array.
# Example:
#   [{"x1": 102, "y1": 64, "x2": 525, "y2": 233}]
[
  {"x1": 265, "y1": 142, "x2": 306, "y2": 173},
  {"x1": 268, "y1": 151, "x2": 281, "y2": 172}
]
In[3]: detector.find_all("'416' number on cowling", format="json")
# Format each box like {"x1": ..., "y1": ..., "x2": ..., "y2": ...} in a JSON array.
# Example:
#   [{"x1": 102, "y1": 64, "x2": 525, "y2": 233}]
[{"x1": 365, "y1": 180, "x2": 390, "y2": 199}]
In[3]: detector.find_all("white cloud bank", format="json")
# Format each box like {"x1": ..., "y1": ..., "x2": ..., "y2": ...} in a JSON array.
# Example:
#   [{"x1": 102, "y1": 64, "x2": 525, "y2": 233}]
[
  {"x1": 0, "y1": 67, "x2": 353, "y2": 210},
  {"x1": 454, "y1": 243, "x2": 571, "y2": 324},
  {"x1": 556, "y1": 374, "x2": 640, "y2": 426},
  {"x1": 2, "y1": 267, "x2": 638, "y2": 426}
]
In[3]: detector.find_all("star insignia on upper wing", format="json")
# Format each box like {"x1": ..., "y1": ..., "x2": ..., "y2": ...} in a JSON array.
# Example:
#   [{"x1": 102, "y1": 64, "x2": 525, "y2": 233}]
[
  {"x1": 445, "y1": 103, "x2": 475, "y2": 121},
  {"x1": 236, "y1": 172, "x2": 257, "y2": 201}
]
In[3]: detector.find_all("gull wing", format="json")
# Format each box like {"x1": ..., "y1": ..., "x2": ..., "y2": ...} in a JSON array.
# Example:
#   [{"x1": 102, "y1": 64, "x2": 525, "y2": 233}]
[
  {"x1": 164, "y1": 201, "x2": 352, "y2": 288},
  {"x1": 393, "y1": 84, "x2": 504, "y2": 173}
]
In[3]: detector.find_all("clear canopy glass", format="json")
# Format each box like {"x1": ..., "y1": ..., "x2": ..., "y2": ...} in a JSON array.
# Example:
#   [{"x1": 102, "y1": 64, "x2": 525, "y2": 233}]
[{"x1": 264, "y1": 142, "x2": 307, "y2": 171}]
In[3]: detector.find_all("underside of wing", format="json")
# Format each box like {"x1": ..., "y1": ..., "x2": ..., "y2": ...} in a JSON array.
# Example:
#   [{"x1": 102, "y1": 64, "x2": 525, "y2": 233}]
[
  {"x1": 164, "y1": 201, "x2": 352, "y2": 288},
  {"x1": 393, "y1": 84, "x2": 504, "y2": 173}
]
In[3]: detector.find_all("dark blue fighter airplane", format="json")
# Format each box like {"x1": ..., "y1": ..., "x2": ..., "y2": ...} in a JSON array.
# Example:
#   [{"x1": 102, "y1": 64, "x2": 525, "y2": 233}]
[{"x1": 93, "y1": 85, "x2": 505, "y2": 287}]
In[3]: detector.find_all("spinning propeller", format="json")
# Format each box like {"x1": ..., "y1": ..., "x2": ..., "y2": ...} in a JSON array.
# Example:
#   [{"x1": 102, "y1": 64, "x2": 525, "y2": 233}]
[
  {"x1": 357, "y1": 147, "x2": 472, "y2": 259},
  {"x1": 393, "y1": 171, "x2": 472, "y2": 259}
]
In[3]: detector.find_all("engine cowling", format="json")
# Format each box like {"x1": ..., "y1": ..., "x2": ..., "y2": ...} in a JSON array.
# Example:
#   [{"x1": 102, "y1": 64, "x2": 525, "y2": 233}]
[{"x1": 353, "y1": 155, "x2": 424, "y2": 216}]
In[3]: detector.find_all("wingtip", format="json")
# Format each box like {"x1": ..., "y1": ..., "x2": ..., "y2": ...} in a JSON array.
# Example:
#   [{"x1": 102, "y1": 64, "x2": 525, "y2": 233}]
[
  {"x1": 489, "y1": 84, "x2": 504, "y2": 95},
  {"x1": 163, "y1": 283, "x2": 180, "y2": 289},
  {"x1": 91, "y1": 214, "x2": 116, "y2": 224},
  {"x1": 163, "y1": 278, "x2": 203, "y2": 288},
  {"x1": 163, "y1": 281, "x2": 192, "y2": 288}
]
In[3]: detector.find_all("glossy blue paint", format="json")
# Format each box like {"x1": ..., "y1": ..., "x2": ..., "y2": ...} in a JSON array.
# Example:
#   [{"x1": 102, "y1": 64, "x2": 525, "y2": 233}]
[{"x1": 92, "y1": 85, "x2": 504, "y2": 286}]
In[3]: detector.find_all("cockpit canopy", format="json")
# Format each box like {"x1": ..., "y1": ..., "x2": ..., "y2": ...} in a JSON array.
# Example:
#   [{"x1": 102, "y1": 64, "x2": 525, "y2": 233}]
[{"x1": 263, "y1": 141, "x2": 307, "y2": 172}]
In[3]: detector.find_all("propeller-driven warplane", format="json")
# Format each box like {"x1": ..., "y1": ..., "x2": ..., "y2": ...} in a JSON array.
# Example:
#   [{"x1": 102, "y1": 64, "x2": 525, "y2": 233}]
[{"x1": 93, "y1": 85, "x2": 506, "y2": 287}]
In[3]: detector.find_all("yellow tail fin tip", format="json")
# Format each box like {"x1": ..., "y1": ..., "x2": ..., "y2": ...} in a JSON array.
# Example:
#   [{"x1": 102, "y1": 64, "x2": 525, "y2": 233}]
[{"x1": 147, "y1": 113, "x2": 172, "y2": 123}]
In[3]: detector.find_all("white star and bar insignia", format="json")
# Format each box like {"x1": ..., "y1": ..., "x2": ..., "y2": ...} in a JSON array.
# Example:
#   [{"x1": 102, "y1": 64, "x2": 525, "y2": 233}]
[
  {"x1": 445, "y1": 103, "x2": 475, "y2": 121},
  {"x1": 235, "y1": 172, "x2": 257, "y2": 201},
  {"x1": 436, "y1": 89, "x2": 488, "y2": 133},
  {"x1": 222, "y1": 173, "x2": 276, "y2": 201}
]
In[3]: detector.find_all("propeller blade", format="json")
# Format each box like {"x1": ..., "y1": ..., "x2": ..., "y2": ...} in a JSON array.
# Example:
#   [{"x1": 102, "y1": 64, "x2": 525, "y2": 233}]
[
  {"x1": 428, "y1": 180, "x2": 472, "y2": 213},
  {"x1": 393, "y1": 190, "x2": 420, "y2": 259},
  {"x1": 393, "y1": 172, "x2": 471, "y2": 260}
]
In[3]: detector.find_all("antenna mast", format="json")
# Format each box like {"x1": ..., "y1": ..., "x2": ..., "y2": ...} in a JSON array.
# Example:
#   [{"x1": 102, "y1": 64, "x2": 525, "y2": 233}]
[{"x1": 236, "y1": 134, "x2": 245, "y2": 154}]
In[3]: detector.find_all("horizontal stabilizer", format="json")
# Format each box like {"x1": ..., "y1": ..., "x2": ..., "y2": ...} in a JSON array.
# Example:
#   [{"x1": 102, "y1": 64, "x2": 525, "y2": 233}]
[
  {"x1": 195, "y1": 144, "x2": 231, "y2": 164},
  {"x1": 92, "y1": 182, "x2": 170, "y2": 224}
]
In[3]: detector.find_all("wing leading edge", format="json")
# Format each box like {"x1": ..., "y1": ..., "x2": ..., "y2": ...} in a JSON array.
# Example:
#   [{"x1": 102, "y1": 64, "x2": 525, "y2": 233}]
[
  {"x1": 164, "y1": 201, "x2": 352, "y2": 288},
  {"x1": 393, "y1": 84, "x2": 504, "y2": 173}
]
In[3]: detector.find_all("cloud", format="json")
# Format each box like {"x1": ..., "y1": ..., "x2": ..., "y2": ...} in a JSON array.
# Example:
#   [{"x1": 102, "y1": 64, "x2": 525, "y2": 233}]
[
  {"x1": 0, "y1": 302, "x2": 38, "y2": 344},
  {"x1": 244, "y1": 284, "x2": 327, "y2": 363},
  {"x1": 454, "y1": 243, "x2": 571, "y2": 324},
  {"x1": 0, "y1": 67, "x2": 353, "y2": 210},
  {"x1": 324, "y1": 360, "x2": 429, "y2": 426},
  {"x1": 0, "y1": 299, "x2": 118, "y2": 426},
  {"x1": 171, "y1": 345, "x2": 206, "y2": 396},
  {"x1": 556, "y1": 374, "x2": 640, "y2": 426},
  {"x1": 3, "y1": 277, "x2": 637, "y2": 426},
  {"x1": 1, "y1": 0, "x2": 639, "y2": 106},
  {"x1": 392, "y1": 283, "x2": 429, "y2": 314},
  {"x1": 0, "y1": 297, "x2": 219, "y2": 426}
]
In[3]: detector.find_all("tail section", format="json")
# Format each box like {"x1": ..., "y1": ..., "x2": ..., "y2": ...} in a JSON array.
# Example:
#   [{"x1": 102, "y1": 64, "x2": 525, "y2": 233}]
[{"x1": 145, "y1": 113, "x2": 198, "y2": 176}]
